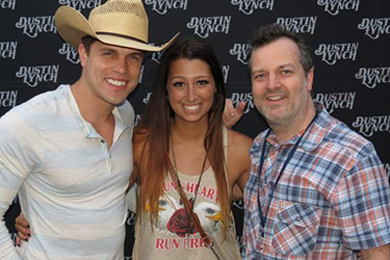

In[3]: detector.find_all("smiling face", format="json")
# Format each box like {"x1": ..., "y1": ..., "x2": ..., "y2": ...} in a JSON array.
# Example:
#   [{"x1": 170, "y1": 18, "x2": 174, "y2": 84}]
[
  {"x1": 79, "y1": 40, "x2": 143, "y2": 108},
  {"x1": 167, "y1": 58, "x2": 215, "y2": 125},
  {"x1": 250, "y1": 37, "x2": 314, "y2": 128}
]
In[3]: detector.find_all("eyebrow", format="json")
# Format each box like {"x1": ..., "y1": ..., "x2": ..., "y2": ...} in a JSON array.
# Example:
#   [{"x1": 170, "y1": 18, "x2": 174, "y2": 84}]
[
  {"x1": 251, "y1": 63, "x2": 295, "y2": 73},
  {"x1": 278, "y1": 63, "x2": 295, "y2": 69}
]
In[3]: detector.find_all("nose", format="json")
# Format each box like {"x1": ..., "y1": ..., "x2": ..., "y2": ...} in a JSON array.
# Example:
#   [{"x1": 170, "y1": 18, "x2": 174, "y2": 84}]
[
  {"x1": 113, "y1": 58, "x2": 127, "y2": 75},
  {"x1": 268, "y1": 74, "x2": 281, "y2": 90},
  {"x1": 187, "y1": 84, "x2": 197, "y2": 102}
]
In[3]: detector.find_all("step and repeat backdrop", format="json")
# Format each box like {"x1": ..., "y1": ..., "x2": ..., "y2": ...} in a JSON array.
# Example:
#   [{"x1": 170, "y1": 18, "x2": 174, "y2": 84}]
[{"x1": 1, "y1": 0, "x2": 389, "y2": 258}]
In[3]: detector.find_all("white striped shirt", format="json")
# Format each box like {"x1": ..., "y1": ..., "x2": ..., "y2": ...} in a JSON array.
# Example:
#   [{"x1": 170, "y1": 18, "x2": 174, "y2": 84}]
[{"x1": 0, "y1": 85, "x2": 134, "y2": 259}]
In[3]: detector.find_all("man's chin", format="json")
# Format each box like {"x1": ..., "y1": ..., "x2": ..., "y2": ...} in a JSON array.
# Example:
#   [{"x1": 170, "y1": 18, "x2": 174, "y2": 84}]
[{"x1": 115, "y1": 100, "x2": 126, "y2": 107}]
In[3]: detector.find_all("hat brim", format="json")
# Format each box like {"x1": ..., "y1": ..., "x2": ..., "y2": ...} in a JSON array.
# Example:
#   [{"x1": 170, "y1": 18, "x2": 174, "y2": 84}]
[{"x1": 54, "y1": 6, "x2": 178, "y2": 52}]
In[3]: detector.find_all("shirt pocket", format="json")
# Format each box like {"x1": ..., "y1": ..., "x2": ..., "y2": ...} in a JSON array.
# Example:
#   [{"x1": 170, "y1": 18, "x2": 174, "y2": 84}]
[{"x1": 271, "y1": 202, "x2": 322, "y2": 256}]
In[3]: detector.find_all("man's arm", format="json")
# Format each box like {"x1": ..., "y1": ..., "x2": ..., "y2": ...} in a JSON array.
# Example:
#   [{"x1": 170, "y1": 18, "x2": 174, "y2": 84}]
[
  {"x1": 361, "y1": 244, "x2": 390, "y2": 260},
  {"x1": 333, "y1": 142, "x2": 390, "y2": 259},
  {"x1": 0, "y1": 110, "x2": 38, "y2": 259}
]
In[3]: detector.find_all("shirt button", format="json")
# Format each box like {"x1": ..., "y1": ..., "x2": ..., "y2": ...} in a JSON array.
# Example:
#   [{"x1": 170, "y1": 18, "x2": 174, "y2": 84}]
[{"x1": 100, "y1": 139, "x2": 105, "y2": 144}]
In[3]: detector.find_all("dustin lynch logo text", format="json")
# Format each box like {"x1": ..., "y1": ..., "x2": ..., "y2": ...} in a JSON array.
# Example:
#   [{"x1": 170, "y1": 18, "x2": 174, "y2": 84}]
[
  {"x1": 221, "y1": 65, "x2": 230, "y2": 84},
  {"x1": 58, "y1": 0, "x2": 102, "y2": 11},
  {"x1": 314, "y1": 43, "x2": 359, "y2": 66},
  {"x1": 59, "y1": 43, "x2": 80, "y2": 64},
  {"x1": 231, "y1": 0, "x2": 274, "y2": 15},
  {"x1": 358, "y1": 18, "x2": 390, "y2": 40},
  {"x1": 187, "y1": 16, "x2": 231, "y2": 39},
  {"x1": 0, "y1": 0, "x2": 16, "y2": 10},
  {"x1": 355, "y1": 67, "x2": 390, "y2": 89},
  {"x1": 276, "y1": 16, "x2": 317, "y2": 35},
  {"x1": 15, "y1": 65, "x2": 59, "y2": 87},
  {"x1": 313, "y1": 92, "x2": 356, "y2": 114},
  {"x1": 352, "y1": 115, "x2": 390, "y2": 138},
  {"x1": 15, "y1": 16, "x2": 56, "y2": 38},
  {"x1": 145, "y1": 0, "x2": 188, "y2": 15},
  {"x1": 0, "y1": 41, "x2": 17, "y2": 60},
  {"x1": 231, "y1": 92, "x2": 254, "y2": 114},
  {"x1": 230, "y1": 43, "x2": 251, "y2": 65},
  {"x1": 0, "y1": 90, "x2": 18, "y2": 108},
  {"x1": 317, "y1": 0, "x2": 360, "y2": 16}
]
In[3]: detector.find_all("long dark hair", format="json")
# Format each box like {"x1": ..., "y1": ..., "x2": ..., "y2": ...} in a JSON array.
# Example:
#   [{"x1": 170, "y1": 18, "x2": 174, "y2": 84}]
[{"x1": 133, "y1": 37, "x2": 230, "y2": 235}]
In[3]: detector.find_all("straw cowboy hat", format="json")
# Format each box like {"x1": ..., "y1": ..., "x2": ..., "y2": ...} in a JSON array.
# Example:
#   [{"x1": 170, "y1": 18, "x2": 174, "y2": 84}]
[{"x1": 54, "y1": 0, "x2": 178, "y2": 51}]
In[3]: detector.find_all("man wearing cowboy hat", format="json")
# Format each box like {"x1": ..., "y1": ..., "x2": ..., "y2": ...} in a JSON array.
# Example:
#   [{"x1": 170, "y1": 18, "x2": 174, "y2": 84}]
[{"x1": 0, "y1": 0, "x2": 177, "y2": 259}]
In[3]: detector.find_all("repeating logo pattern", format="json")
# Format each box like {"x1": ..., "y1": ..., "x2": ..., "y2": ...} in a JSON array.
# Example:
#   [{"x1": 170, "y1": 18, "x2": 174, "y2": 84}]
[
  {"x1": 231, "y1": 92, "x2": 254, "y2": 114},
  {"x1": 145, "y1": 0, "x2": 188, "y2": 15},
  {"x1": 15, "y1": 65, "x2": 59, "y2": 87},
  {"x1": 0, "y1": 91, "x2": 18, "y2": 108},
  {"x1": 358, "y1": 18, "x2": 390, "y2": 40},
  {"x1": 355, "y1": 67, "x2": 390, "y2": 89},
  {"x1": 231, "y1": 0, "x2": 275, "y2": 15},
  {"x1": 58, "y1": 0, "x2": 102, "y2": 10},
  {"x1": 230, "y1": 43, "x2": 251, "y2": 65},
  {"x1": 0, "y1": 0, "x2": 16, "y2": 10},
  {"x1": 187, "y1": 16, "x2": 231, "y2": 38},
  {"x1": 314, "y1": 43, "x2": 359, "y2": 65},
  {"x1": 314, "y1": 92, "x2": 356, "y2": 114},
  {"x1": 352, "y1": 115, "x2": 390, "y2": 137},
  {"x1": 276, "y1": 16, "x2": 317, "y2": 34},
  {"x1": 0, "y1": 41, "x2": 17, "y2": 60},
  {"x1": 317, "y1": 0, "x2": 360, "y2": 16},
  {"x1": 15, "y1": 16, "x2": 56, "y2": 38},
  {"x1": 59, "y1": 43, "x2": 80, "y2": 64}
]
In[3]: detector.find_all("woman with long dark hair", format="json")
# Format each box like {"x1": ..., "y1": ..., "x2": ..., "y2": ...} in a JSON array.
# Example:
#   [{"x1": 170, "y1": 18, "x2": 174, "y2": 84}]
[{"x1": 131, "y1": 37, "x2": 251, "y2": 259}]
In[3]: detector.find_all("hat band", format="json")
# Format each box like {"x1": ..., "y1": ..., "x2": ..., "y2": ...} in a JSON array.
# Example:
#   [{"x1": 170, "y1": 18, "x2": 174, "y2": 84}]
[{"x1": 96, "y1": 31, "x2": 147, "y2": 44}]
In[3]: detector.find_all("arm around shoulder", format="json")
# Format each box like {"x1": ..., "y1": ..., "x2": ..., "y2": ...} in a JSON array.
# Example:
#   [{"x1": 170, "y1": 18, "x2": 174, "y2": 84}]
[{"x1": 227, "y1": 130, "x2": 253, "y2": 199}]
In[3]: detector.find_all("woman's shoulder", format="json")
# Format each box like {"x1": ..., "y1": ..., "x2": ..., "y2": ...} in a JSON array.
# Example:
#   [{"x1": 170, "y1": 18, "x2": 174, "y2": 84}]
[
  {"x1": 226, "y1": 129, "x2": 252, "y2": 162},
  {"x1": 226, "y1": 129, "x2": 253, "y2": 149}
]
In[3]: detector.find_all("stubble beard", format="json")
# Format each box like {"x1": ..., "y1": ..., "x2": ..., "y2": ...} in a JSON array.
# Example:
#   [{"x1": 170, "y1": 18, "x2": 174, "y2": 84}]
[{"x1": 255, "y1": 87, "x2": 308, "y2": 129}]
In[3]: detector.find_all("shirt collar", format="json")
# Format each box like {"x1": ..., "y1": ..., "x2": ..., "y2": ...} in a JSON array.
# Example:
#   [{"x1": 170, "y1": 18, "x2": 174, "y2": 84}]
[{"x1": 65, "y1": 84, "x2": 129, "y2": 138}]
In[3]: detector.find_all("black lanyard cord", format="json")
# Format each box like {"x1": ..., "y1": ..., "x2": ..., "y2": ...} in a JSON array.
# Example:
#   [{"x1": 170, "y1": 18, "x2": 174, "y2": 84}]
[{"x1": 257, "y1": 113, "x2": 318, "y2": 237}]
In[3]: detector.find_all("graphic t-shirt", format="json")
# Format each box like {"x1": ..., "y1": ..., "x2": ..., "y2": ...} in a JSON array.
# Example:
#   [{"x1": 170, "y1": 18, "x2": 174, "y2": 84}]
[{"x1": 132, "y1": 128, "x2": 241, "y2": 260}]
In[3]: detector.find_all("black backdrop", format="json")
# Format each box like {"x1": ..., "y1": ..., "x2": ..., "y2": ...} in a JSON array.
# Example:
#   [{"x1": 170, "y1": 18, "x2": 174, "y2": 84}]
[{"x1": 1, "y1": 0, "x2": 389, "y2": 258}]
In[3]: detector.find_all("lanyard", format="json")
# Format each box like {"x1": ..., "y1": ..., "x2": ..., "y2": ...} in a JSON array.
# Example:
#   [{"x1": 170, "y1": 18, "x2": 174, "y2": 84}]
[{"x1": 256, "y1": 113, "x2": 317, "y2": 237}]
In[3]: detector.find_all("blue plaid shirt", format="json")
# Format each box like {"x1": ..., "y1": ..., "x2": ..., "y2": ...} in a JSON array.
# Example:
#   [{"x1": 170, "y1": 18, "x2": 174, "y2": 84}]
[{"x1": 242, "y1": 103, "x2": 390, "y2": 259}]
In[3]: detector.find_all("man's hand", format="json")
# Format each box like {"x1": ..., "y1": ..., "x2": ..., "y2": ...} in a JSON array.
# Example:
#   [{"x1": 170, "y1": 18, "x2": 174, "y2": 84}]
[
  {"x1": 15, "y1": 213, "x2": 31, "y2": 247},
  {"x1": 360, "y1": 244, "x2": 390, "y2": 260},
  {"x1": 223, "y1": 99, "x2": 246, "y2": 129}
]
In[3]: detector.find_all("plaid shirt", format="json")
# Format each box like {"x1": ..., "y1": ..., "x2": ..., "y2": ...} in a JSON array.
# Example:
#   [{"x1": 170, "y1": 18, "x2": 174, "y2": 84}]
[{"x1": 242, "y1": 103, "x2": 390, "y2": 259}]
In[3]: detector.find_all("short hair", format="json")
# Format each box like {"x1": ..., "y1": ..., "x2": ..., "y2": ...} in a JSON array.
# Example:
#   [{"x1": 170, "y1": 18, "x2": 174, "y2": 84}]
[
  {"x1": 250, "y1": 24, "x2": 313, "y2": 75},
  {"x1": 81, "y1": 36, "x2": 98, "y2": 55}
]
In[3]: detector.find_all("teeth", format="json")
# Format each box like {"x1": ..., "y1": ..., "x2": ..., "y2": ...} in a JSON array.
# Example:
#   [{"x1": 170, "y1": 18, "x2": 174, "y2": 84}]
[
  {"x1": 106, "y1": 78, "x2": 126, "y2": 86},
  {"x1": 267, "y1": 96, "x2": 283, "y2": 101},
  {"x1": 184, "y1": 105, "x2": 199, "y2": 110}
]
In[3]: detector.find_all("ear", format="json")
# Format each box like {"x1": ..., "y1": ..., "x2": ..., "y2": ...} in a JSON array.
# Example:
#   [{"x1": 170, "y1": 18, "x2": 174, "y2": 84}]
[
  {"x1": 78, "y1": 44, "x2": 88, "y2": 68},
  {"x1": 306, "y1": 68, "x2": 314, "y2": 91}
]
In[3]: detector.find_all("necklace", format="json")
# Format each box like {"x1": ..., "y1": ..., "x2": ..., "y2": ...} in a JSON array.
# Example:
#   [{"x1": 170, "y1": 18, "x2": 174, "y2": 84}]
[{"x1": 170, "y1": 137, "x2": 207, "y2": 212}]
